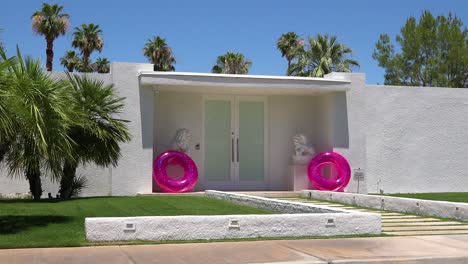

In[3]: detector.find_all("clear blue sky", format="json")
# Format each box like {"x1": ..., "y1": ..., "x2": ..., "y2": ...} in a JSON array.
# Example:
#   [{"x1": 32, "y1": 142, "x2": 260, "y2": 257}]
[{"x1": 1, "y1": 0, "x2": 467, "y2": 84}]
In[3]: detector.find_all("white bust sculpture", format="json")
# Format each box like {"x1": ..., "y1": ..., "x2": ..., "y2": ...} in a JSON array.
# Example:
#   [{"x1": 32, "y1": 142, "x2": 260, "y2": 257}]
[
  {"x1": 293, "y1": 133, "x2": 315, "y2": 156},
  {"x1": 172, "y1": 128, "x2": 191, "y2": 153},
  {"x1": 292, "y1": 133, "x2": 315, "y2": 164}
]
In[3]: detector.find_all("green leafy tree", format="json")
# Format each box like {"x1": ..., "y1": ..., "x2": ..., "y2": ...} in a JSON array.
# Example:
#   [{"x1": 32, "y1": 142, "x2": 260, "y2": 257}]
[
  {"x1": 0, "y1": 48, "x2": 76, "y2": 200},
  {"x1": 276, "y1": 32, "x2": 304, "y2": 73},
  {"x1": 92, "y1": 57, "x2": 110, "y2": 73},
  {"x1": 32, "y1": 3, "x2": 70, "y2": 71},
  {"x1": 373, "y1": 11, "x2": 467, "y2": 87},
  {"x1": 72, "y1": 23, "x2": 103, "y2": 72},
  {"x1": 59, "y1": 73, "x2": 130, "y2": 198},
  {"x1": 60, "y1": 50, "x2": 80, "y2": 72},
  {"x1": 212, "y1": 52, "x2": 252, "y2": 74},
  {"x1": 289, "y1": 34, "x2": 359, "y2": 77},
  {"x1": 143, "y1": 36, "x2": 176, "y2": 71}
]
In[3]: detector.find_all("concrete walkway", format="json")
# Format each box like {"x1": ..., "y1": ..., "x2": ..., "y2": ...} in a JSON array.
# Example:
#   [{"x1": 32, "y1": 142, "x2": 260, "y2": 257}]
[
  {"x1": 280, "y1": 198, "x2": 468, "y2": 236},
  {"x1": 2, "y1": 235, "x2": 468, "y2": 263}
]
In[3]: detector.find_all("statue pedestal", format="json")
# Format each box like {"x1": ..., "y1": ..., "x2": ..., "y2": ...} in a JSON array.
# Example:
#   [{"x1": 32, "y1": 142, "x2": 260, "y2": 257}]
[
  {"x1": 288, "y1": 165, "x2": 313, "y2": 191},
  {"x1": 292, "y1": 155, "x2": 313, "y2": 165}
]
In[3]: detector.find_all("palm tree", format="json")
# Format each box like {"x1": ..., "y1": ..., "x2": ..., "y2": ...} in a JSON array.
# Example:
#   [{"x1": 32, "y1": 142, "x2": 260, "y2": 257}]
[
  {"x1": 60, "y1": 50, "x2": 80, "y2": 72},
  {"x1": 72, "y1": 23, "x2": 103, "y2": 72},
  {"x1": 59, "y1": 73, "x2": 130, "y2": 199},
  {"x1": 289, "y1": 34, "x2": 359, "y2": 77},
  {"x1": 212, "y1": 52, "x2": 252, "y2": 74},
  {"x1": 0, "y1": 28, "x2": 4, "y2": 52},
  {"x1": 0, "y1": 51, "x2": 16, "y2": 163},
  {"x1": 32, "y1": 3, "x2": 70, "y2": 71},
  {"x1": 0, "y1": 48, "x2": 76, "y2": 200},
  {"x1": 276, "y1": 32, "x2": 304, "y2": 73},
  {"x1": 143, "y1": 36, "x2": 176, "y2": 71},
  {"x1": 92, "y1": 57, "x2": 110, "y2": 73}
]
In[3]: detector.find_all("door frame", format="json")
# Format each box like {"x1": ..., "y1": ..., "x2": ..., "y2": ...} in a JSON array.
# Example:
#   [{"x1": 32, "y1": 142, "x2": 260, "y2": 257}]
[{"x1": 202, "y1": 95, "x2": 269, "y2": 190}]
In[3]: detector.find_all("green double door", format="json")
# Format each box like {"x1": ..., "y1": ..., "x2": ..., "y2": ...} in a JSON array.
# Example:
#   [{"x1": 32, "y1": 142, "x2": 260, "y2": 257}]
[{"x1": 204, "y1": 96, "x2": 267, "y2": 190}]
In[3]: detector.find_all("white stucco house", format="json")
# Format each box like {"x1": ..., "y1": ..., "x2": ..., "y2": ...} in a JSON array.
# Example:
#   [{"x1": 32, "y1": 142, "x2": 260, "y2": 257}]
[{"x1": 1, "y1": 62, "x2": 468, "y2": 197}]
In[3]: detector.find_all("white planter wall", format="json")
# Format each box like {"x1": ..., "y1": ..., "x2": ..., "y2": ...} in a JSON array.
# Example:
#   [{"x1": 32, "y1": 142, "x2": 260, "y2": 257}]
[{"x1": 86, "y1": 191, "x2": 381, "y2": 242}]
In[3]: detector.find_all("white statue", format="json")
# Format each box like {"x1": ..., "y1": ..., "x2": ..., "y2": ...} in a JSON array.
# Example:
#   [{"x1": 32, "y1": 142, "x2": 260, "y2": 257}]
[
  {"x1": 293, "y1": 133, "x2": 315, "y2": 156},
  {"x1": 172, "y1": 128, "x2": 191, "y2": 153}
]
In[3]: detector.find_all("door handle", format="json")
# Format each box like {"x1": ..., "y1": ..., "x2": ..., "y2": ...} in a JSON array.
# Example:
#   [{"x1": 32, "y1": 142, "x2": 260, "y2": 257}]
[
  {"x1": 236, "y1": 138, "x2": 239, "y2": 163},
  {"x1": 231, "y1": 138, "x2": 234, "y2": 162}
]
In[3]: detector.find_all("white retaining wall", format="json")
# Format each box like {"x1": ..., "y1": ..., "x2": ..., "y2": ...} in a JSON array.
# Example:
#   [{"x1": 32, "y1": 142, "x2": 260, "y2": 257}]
[
  {"x1": 302, "y1": 190, "x2": 468, "y2": 221},
  {"x1": 206, "y1": 190, "x2": 340, "y2": 213},
  {"x1": 86, "y1": 191, "x2": 381, "y2": 242},
  {"x1": 85, "y1": 212, "x2": 380, "y2": 242}
]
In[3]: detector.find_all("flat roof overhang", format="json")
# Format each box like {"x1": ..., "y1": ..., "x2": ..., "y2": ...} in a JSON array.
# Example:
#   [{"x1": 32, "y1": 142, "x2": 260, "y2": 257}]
[{"x1": 139, "y1": 71, "x2": 351, "y2": 95}]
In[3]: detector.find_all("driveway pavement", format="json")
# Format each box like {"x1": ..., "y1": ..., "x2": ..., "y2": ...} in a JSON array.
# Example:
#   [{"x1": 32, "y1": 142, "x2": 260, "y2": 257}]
[{"x1": 2, "y1": 235, "x2": 468, "y2": 263}]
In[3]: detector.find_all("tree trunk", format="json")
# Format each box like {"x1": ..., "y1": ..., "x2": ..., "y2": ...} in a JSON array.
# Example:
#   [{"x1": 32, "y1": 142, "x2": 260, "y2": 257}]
[
  {"x1": 46, "y1": 38, "x2": 54, "y2": 71},
  {"x1": 82, "y1": 51, "x2": 90, "y2": 72},
  {"x1": 0, "y1": 142, "x2": 9, "y2": 163},
  {"x1": 26, "y1": 170, "x2": 43, "y2": 200},
  {"x1": 59, "y1": 161, "x2": 77, "y2": 199}
]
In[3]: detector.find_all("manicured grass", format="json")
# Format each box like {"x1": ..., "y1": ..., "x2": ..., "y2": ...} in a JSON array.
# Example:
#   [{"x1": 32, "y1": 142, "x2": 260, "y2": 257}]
[
  {"x1": 0, "y1": 196, "x2": 271, "y2": 249},
  {"x1": 385, "y1": 192, "x2": 468, "y2": 203}
]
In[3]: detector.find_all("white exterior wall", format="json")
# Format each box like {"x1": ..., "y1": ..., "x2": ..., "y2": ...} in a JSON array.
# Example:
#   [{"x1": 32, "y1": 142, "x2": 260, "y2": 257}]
[
  {"x1": 0, "y1": 171, "x2": 30, "y2": 197},
  {"x1": 268, "y1": 95, "x2": 319, "y2": 190},
  {"x1": 325, "y1": 73, "x2": 368, "y2": 194},
  {"x1": 110, "y1": 63, "x2": 154, "y2": 195},
  {"x1": 364, "y1": 84, "x2": 468, "y2": 193},
  {"x1": 2, "y1": 63, "x2": 468, "y2": 196},
  {"x1": 154, "y1": 92, "x2": 204, "y2": 190}
]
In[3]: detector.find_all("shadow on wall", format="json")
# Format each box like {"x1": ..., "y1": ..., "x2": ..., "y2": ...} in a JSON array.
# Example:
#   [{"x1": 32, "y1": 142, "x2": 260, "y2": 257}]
[
  {"x1": 313, "y1": 92, "x2": 350, "y2": 153},
  {"x1": 332, "y1": 92, "x2": 350, "y2": 149},
  {"x1": 140, "y1": 85, "x2": 155, "y2": 149}
]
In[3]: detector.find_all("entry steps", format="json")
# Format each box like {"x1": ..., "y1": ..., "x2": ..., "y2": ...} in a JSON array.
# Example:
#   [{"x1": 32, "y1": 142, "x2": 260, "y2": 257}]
[{"x1": 277, "y1": 197, "x2": 468, "y2": 236}]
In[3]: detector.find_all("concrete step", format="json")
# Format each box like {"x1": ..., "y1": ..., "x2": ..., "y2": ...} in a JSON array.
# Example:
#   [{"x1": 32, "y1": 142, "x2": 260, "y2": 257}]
[
  {"x1": 380, "y1": 213, "x2": 405, "y2": 216},
  {"x1": 385, "y1": 230, "x2": 468, "y2": 236},
  {"x1": 382, "y1": 215, "x2": 422, "y2": 219},
  {"x1": 281, "y1": 199, "x2": 336, "y2": 204},
  {"x1": 286, "y1": 201, "x2": 341, "y2": 207},
  {"x1": 297, "y1": 203, "x2": 345, "y2": 208},
  {"x1": 383, "y1": 218, "x2": 442, "y2": 223},
  {"x1": 383, "y1": 221, "x2": 465, "y2": 227},
  {"x1": 351, "y1": 209, "x2": 383, "y2": 213},
  {"x1": 296, "y1": 201, "x2": 337, "y2": 205},
  {"x1": 279, "y1": 199, "x2": 335, "y2": 205},
  {"x1": 234, "y1": 191, "x2": 302, "y2": 198},
  {"x1": 384, "y1": 225, "x2": 468, "y2": 232},
  {"x1": 313, "y1": 204, "x2": 345, "y2": 207}
]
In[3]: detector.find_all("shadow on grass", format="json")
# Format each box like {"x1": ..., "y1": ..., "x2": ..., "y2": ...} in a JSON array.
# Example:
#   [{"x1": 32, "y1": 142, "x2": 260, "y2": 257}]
[
  {"x1": 0, "y1": 196, "x2": 116, "y2": 204},
  {"x1": 0, "y1": 215, "x2": 72, "y2": 234}
]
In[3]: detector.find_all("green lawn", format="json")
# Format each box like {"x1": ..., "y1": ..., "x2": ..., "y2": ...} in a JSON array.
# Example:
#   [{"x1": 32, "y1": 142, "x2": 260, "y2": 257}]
[
  {"x1": 385, "y1": 192, "x2": 468, "y2": 203},
  {"x1": 0, "y1": 196, "x2": 271, "y2": 249}
]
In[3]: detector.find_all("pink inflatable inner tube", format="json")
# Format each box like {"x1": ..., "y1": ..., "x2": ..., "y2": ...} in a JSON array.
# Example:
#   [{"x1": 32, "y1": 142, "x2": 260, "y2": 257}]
[
  {"x1": 307, "y1": 152, "x2": 351, "y2": 192},
  {"x1": 153, "y1": 150, "x2": 198, "y2": 193}
]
